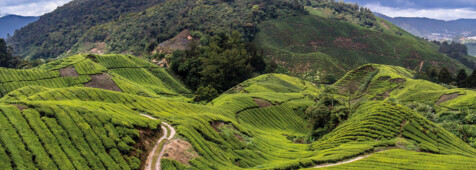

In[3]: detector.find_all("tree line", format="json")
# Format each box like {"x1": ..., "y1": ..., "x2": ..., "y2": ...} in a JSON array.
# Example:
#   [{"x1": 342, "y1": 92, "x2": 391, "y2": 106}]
[
  {"x1": 169, "y1": 31, "x2": 266, "y2": 102},
  {"x1": 415, "y1": 66, "x2": 476, "y2": 88}
]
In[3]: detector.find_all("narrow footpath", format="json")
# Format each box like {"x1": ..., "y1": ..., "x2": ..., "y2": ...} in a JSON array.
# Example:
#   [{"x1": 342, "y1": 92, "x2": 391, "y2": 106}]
[
  {"x1": 141, "y1": 114, "x2": 176, "y2": 170},
  {"x1": 313, "y1": 150, "x2": 389, "y2": 168}
]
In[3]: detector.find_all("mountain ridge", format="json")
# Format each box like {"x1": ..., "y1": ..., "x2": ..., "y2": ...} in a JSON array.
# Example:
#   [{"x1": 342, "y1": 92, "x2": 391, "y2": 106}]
[{"x1": 0, "y1": 15, "x2": 38, "y2": 39}]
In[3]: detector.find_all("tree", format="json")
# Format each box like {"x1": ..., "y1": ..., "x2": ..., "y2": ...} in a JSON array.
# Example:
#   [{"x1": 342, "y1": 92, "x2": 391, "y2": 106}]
[
  {"x1": 0, "y1": 38, "x2": 19, "y2": 68},
  {"x1": 170, "y1": 31, "x2": 264, "y2": 92},
  {"x1": 438, "y1": 67, "x2": 453, "y2": 84},
  {"x1": 467, "y1": 70, "x2": 476, "y2": 88},
  {"x1": 0, "y1": 39, "x2": 8, "y2": 67},
  {"x1": 193, "y1": 85, "x2": 219, "y2": 102},
  {"x1": 456, "y1": 69, "x2": 468, "y2": 87}
]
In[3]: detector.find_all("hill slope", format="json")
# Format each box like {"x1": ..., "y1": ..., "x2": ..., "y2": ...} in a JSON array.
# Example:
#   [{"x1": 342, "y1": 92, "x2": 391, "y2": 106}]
[
  {"x1": 255, "y1": 8, "x2": 468, "y2": 81},
  {"x1": 7, "y1": 0, "x2": 164, "y2": 59},
  {"x1": 0, "y1": 55, "x2": 475, "y2": 169},
  {"x1": 374, "y1": 13, "x2": 476, "y2": 41},
  {"x1": 0, "y1": 15, "x2": 38, "y2": 39}
]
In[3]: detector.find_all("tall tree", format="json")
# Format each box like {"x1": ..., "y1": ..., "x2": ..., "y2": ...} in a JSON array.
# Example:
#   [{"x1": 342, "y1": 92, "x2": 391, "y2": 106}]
[
  {"x1": 467, "y1": 70, "x2": 476, "y2": 88},
  {"x1": 438, "y1": 67, "x2": 453, "y2": 84},
  {"x1": 0, "y1": 38, "x2": 16, "y2": 68},
  {"x1": 456, "y1": 69, "x2": 468, "y2": 87}
]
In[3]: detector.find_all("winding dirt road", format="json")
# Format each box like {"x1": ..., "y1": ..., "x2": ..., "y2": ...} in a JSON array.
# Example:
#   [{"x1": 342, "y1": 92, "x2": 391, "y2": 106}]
[
  {"x1": 313, "y1": 150, "x2": 389, "y2": 168},
  {"x1": 141, "y1": 114, "x2": 176, "y2": 170}
]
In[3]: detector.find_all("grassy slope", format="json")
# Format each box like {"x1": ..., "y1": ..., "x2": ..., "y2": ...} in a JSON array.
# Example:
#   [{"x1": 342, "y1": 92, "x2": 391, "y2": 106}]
[
  {"x1": 0, "y1": 55, "x2": 475, "y2": 169},
  {"x1": 254, "y1": 7, "x2": 468, "y2": 81}
]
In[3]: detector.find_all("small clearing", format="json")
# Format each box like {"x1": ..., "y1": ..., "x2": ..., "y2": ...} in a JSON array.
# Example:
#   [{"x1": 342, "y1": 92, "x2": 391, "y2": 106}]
[
  {"x1": 163, "y1": 139, "x2": 199, "y2": 166},
  {"x1": 435, "y1": 93, "x2": 460, "y2": 105},
  {"x1": 59, "y1": 66, "x2": 79, "y2": 77},
  {"x1": 155, "y1": 29, "x2": 193, "y2": 54},
  {"x1": 313, "y1": 150, "x2": 389, "y2": 168},
  {"x1": 13, "y1": 104, "x2": 28, "y2": 111},
  {"x1": 141, "y1": 114, "x2": 177, "y2": 170},
  {"x1": 254, "y1": 98, "x2": 272, "y2": 108},
  {"x1": 84, "y1": 73, "x2": 122, "y2": 92}
]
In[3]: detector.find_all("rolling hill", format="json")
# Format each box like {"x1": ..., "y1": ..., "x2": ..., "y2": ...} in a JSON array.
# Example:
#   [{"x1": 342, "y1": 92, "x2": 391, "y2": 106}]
[
  {"x1": 0, "y1": 15, "x2": 38, "y2": 39},
  {"x1": 7, "y1": 0, "x2": 471, "y2": 83},
  {"x1": 0, "y1": 54, "x2": 475, "y2": 169}
]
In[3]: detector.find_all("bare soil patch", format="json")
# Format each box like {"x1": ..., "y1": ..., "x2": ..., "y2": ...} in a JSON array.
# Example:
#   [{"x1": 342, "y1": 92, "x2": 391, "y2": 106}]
[
  {"x1": 89, "y1": 42, "x2": 106, "y2": 55},
  {"x1": 13, "y1": 104, "x2": 28, "y2": 111},
  {"x1": 156, "y1": 29, "x2": 193, "y2": 54},
  {"x1": 210, "y1": 121, "x2": 225, "y2": 132},
  {"x1": 163, "y1": 139, "x2": 199, "y2": 166},
  {"x1": 59, "y1": 66, "x2": 79, "y2": 77},
  {"x1": 380, "y1": 22, "x2": 390, "y2": 30},
  {"x1": 389, "y1": 78, "x2": 406, "y2": 84},
  {"x1": 135, "y1": 127, "x2": 162, "y2": 170},
  {"x1": 254, "y1": 98, "x2": 272, "y2": 108},
  {"x1": 435, "y1": 93, "x2": 459, "y2": 105},
  {"x1": 84, "y1": 73, "x2": 122, "y2": 92}
]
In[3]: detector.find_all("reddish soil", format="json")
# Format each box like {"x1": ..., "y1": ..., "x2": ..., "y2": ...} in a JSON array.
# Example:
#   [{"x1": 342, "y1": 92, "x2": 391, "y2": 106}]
[
  {"x1": 84, "y1": 73, "x2": 122, "y2": 92},
  {"x1": 89, "y1": 42, "x2": 106, "y2": 55},
  {"x1": 435, "y1": 93, "x2": 460, "y2": 105},
  {"x1": 13, "y1": 104, "x2": 28, "y2": 111},
  {"x1": 59, "y1": 66, "x2": 79, "y2": 77},
  {"x1": 163, "y1": 139, "x2": 199, "y2": 166},
  {"x1": 380, "y1": 22, "x2": 390, "y2": 30},
  {"x1": 210, "y1": 121, "x2": 225, "y2": 132},
  {"x1": 136, "y1": 127, "x2": 162, "y2": 170},
  {"x1": 155, "y1": 29, "x2": 194, "y2": 54},
  {"x1": 254, "y1": 98, "x2": 272, "y2": 108}
]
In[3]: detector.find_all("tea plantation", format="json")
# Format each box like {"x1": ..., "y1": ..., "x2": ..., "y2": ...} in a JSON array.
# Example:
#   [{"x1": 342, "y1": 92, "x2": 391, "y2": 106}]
[{"x1": 0, "y1": 54, "x2": 475, "y2": 169}]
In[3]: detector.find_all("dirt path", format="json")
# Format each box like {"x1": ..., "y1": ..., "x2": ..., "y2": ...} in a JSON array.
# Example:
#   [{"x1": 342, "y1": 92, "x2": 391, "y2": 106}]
[
  {"x1": 313, "y1": 150, "x2": 389, "y2": 168},
  {"x1": 141, "y1": 114, "x2": 176, "y2": 170}
]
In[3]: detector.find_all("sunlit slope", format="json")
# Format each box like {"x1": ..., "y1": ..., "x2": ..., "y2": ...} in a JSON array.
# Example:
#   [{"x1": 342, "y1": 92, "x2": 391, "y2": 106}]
[
  {"x1": 0, "y1": 55, "x2": 475, "y2": 169},
  {"x1": 0, "y1": 54, "x2": 190, "y2": 98}
]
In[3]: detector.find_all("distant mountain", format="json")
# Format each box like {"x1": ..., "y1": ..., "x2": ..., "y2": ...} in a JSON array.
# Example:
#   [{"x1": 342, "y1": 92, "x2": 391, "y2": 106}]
[
  {"x1": 0, "y1": 15, "x2": 38, "y2": 39},
  {"x1": 374, "y1": 13, "x2": 476, "y2": 41}
]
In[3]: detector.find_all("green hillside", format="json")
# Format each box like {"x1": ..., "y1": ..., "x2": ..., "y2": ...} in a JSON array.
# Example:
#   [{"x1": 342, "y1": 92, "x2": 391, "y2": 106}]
[
  {"x1": 255, "y1": 7, "x2": 468, "y2": 81},
  {"x1": 0, "y1": 54, "x2": 475, "y2": 169},
  {"x1": 6, "y1": 0, "x2": 470, "y2": 85}
]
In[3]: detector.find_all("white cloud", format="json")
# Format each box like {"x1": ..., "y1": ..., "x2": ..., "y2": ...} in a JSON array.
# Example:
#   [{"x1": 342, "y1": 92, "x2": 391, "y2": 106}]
[
  {"x1": 365, "y1": 2, "x2": 476, "y2": 21},
  {"x1": 0, "y1": 0, "x2": 72, "y2": 17}
]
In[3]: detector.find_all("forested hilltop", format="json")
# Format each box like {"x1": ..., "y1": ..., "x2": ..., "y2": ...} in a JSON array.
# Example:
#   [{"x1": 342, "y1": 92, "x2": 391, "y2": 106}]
[
  {"x1": 7, "y1": 0, "x2": 474, "y2": 84},
  {"x1": 7, "y1": 0, "x2": 165, "y2": 59}
]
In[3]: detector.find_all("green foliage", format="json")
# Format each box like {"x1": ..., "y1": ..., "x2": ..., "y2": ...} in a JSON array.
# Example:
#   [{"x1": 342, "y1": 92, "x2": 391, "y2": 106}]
[
  {"x1": 63, "y1": 0, "x2": 307, "y2": 57},
  {"x1": 171, "y1": 31, "x2": 265, "y2": 92},
  {"x1": 0, "y1": 59, "x2": 475, "y2": 169},
  {"x1": 9, "y1": 0, "x2": 163, "y2": 59},
  {"x1": 321, "y1": 149, "x2": 476, "y2": 169},
  {"x1": 254, "y1": 12, "x2": 467, "y2": 82},
  {"x1": 437, "y1": 41, "x2": 476, "y2": 69},
  {"x1": 0, "y1": 39, "x2": 20, "y2": 68},
  {"x1": 193, "y1": 85, "x2": 218, "y2": 102}
]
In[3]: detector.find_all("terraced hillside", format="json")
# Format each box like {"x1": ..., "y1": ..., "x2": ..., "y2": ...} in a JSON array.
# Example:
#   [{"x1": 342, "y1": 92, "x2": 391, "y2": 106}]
[
  {"x1": 255, "y1": 7, "x2": 468, "y2": 81},
  {"x1": 0, "y1": 55, "x2": 475, "y2": 169}
]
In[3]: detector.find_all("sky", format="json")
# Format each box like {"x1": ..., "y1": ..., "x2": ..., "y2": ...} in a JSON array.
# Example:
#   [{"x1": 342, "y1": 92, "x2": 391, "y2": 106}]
[
  {"x1": 343, "y1": 0, "x2": 476, "y2": 21},
  {"x1": 0, "y1": 0, "x2": 72, "y2": 17}
]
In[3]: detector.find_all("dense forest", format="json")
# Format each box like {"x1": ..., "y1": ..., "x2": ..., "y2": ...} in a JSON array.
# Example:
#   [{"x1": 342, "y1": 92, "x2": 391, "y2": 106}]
[{"x1": 7, "y1": 0, "x2": 164, "y2": 59}]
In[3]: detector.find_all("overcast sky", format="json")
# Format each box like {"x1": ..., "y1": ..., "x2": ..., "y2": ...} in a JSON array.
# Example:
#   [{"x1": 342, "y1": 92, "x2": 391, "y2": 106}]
[
  {"x1": 1, "y1": 0, "x2": 476, "y2": 21},
  {"x1": 343, "y1": 0, "x2": 476, "y2": 21},
  {"x1": 0, "y1": 0, "x2": 72, "y2": 17}
]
